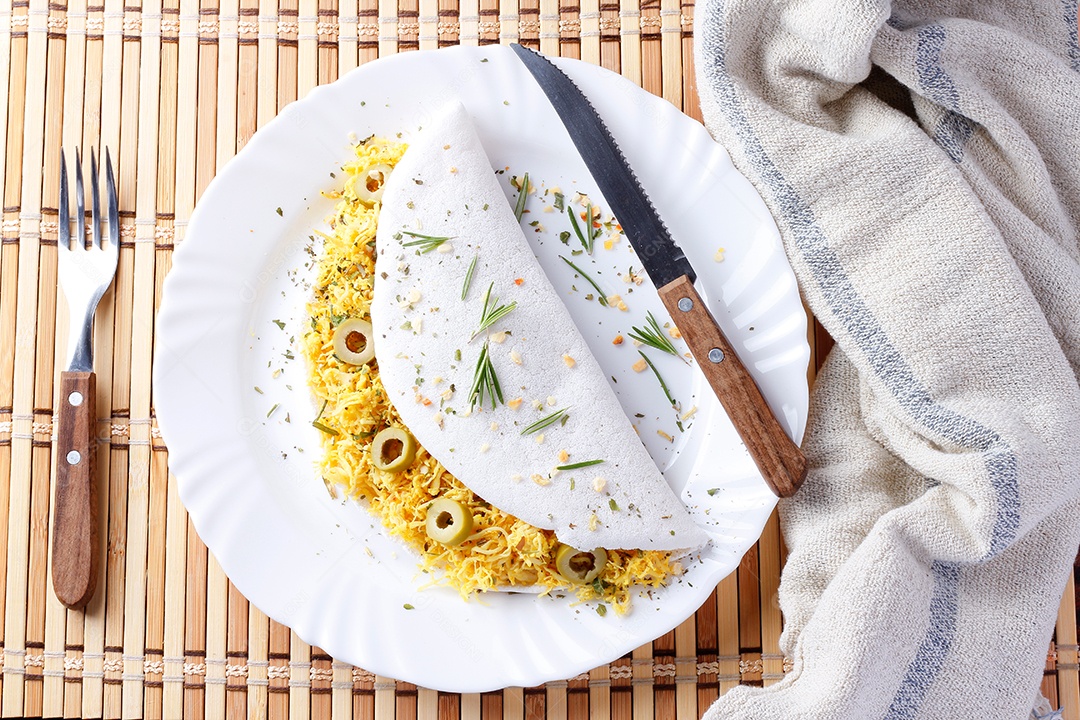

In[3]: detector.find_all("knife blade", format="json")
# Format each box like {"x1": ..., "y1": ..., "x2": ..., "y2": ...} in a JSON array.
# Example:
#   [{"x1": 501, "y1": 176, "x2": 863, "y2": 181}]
[{"x1": 510, "y1": 43, "x2": 807, "y2": 498}]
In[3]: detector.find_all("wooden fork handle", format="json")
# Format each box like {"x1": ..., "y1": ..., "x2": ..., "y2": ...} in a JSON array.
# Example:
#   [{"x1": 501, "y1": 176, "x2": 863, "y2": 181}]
[
  {"x1": 658, "y1": 275, "x2": 807, "y2": 498},
  {"x1": 52, "y1": 371, "x2": 99, "y2": 609}
]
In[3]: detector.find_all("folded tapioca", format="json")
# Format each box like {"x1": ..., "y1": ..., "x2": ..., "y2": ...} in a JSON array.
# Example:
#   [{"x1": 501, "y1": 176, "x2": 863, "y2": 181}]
[{"x1": 371, "y1": 102, "x2": 708, "y2": 556}]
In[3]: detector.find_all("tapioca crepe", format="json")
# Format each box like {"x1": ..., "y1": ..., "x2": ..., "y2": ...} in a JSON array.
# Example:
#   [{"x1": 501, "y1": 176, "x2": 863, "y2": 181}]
[{"x1": 371, "y1": 102, "x2": 708, "y2": 553}]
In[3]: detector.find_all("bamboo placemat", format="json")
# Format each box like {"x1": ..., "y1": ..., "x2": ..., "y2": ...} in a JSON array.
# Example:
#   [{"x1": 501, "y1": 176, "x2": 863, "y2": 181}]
[{"x1": 0, "y1": 1, "x2": 1076, "y2": 717}]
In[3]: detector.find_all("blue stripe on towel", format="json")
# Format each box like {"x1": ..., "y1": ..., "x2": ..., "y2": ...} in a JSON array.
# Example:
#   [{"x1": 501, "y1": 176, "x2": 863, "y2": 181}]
[
  {"x1": 914, "y1": 23, "x2": 975, "y2": 163},
  {"x1": 697, "y1": 1, "x2": 1019, "y2": 714},
  {"x1": 1065, "y1": 0, "x2": 1080, "y2": 71},
  {"x1": 883, "y1": 561, "x2": 961, "y2": 720}
]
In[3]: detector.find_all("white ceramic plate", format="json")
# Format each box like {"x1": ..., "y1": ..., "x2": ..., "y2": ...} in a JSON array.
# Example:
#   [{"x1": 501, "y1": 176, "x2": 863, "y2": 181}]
[{"x1": 154, "y1": 45, "x2": 808, "y2": 693}]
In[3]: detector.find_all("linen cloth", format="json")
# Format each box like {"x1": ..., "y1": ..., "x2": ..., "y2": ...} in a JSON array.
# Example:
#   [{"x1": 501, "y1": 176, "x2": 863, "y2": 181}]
[{"x1": 693, "y1": 2, "x2": 1080, "y2": 718}]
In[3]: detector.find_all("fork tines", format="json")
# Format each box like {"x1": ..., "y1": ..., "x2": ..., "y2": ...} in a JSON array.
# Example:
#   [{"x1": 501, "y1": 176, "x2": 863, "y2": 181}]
[{"x1": 59, "y1": 148, "x2": 116, "y2": 251}]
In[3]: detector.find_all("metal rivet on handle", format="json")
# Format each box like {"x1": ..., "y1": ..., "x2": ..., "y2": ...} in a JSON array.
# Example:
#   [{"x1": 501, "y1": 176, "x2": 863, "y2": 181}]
[
  {"x1": 677, "y1": 297, "x2": 693, "y2": 312},
  {"x1": 66, "y1": 450, "x2": 81, "y2": 465},
  {"x1": 708, "y1": 348, "x2": 725, "y2": 363},
  {"x1": 68, "y1": 391, "x2": 83, "y2": 406}
]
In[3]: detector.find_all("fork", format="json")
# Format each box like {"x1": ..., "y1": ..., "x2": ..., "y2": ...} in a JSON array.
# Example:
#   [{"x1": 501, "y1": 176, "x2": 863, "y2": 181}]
[{"x1": 52, "y1": 148, "x2": 118, "y2": 609}]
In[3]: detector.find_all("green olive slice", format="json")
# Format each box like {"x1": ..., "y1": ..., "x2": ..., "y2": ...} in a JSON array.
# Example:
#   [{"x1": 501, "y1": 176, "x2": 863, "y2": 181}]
[
  {"x1": 355, "y1": 163, "x2": 394, "y2": 203},
  {"x1": 425, "y1": 498, "x2": 474, "y2": 546},
  {"x1": 370, "y1": 426, "x2": 417, "y2": 473},
  {"x1": 333, "y1": 318, "x2": 375, "y2": 365},
  {"x1": 554, "y1": 544, "x2": 608, "y2": 585}
]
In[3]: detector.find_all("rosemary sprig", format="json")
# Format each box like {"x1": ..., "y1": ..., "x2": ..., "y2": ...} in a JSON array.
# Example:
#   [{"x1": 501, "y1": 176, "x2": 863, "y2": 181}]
[
  {"x1": 471, "y1": 282, "x2": 517, "y2": 340},
  {"x1": 556, "y1": 458, "x2": 604, "y2": 471},
  {"x1": 514, "y1": 172, "x2": 530, "y2": 221},
  {"x1": 311, "y1": 399, "x2": 338, "y2": 435},
  {"x1": 520, "y1": 407, "x2": 569, "y2": 436},
  {"x1": 638, "y1": 350, "x2": 676, "y2": 407},
  {"x1": 629, "y1": 311, "x2": 681, "y2": 357},
  {"x1": 468, "y1": 340, "x2": 504, "y2": 410},
  {"x1": 461, "y1": 253, "x2": 478, "y2": 300},
  {"x1": 567, "y1": 204, "x2": 593, "y2": 254},
  {"x1": 586, "y1": 201, "x2": 601, "y2": 248},
  {"x1": 400, "y1": 230, "x2": 453, "y2": 253},
  {"x1": 312, "y1": 419, "x2": 339, "y2": 436},
  {"x1": 559, "y1": 255, "x2": 607, "y2": 306}
]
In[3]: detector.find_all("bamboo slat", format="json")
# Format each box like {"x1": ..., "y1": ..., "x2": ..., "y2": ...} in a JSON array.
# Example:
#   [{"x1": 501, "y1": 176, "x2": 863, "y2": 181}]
[
  {"x1": 674, "y1": 610, "x2": 697, "y2": 719},
  {"x1": 38, "y1": 3, "x2": 70, "y2": 716},
  {"x1": 457, "y1": 0, "x2": 476, "y2": 46},
  {"x1": 658, "y1": 0, "x2": 677, "y2": 107},
  {"x1": 579, "y1": 0, "x2": 597, "y2": 64},
  {"x1": 715, "y1": 572, "x2": 738, "y2": 695},
  {"x1": 189, "y1": 19, "x2": 222, "y2": 712},
  {"x1": 147, "y1": 36, "x2": 176, "y2": 694},
  {"x1": 0, "y1": 0, "x2": 13, "y2": 698},
  {"x1": 4, "y1": 0, "x2": 43, "y2": 713},
  {"x1": 257, "y1": 0, "x2": 278, "y2": 129},
  {"x1": 247, "y1": 605, "x2": 270, "y2": 720},
  {"x1": 418, "y1": 0, "x2": 435, "y2": 49},
  {"x1": 758, "y1": 512, "x2": 784, "y2": 688},
  {"x1": 617, "y1": 0, "x2": 638, "y2": 85},
  {"x1": 694, "y1": 588, "x2": 719, "y2": 710},
  {"x1": 679, "y1": 0, "x2": 696, "y2": 121},
  {"x1": 1057, "y1": 573, "x2": 1080, "y2": 719},
  {"x1": 339, "y1": 0, "x2": 358, "y2": 71},
  {"x1": 156, "y1": 0, "x2": 185, "y2": 690},
  {"x1": 556, "y1": 0, "x2": 574, "y2": 58},
  {"x1": 358, "y1": 0, "x2": 378, "y2": 63},
  {"x1": 122, "y1": 0, "x2": 162, "y2": 716},
  {"x1": 0, "y1": 3, "x2": 1074, "y2": 719},
  {"x1": 26, "y1": 9, "x2": 56, "y2": 720},
  {"x1": 66, "y1": 11, "x2": 102, "y2": 716},
  {"x1": 297, "y1": 0, "x2": 317, "y2": 98}
]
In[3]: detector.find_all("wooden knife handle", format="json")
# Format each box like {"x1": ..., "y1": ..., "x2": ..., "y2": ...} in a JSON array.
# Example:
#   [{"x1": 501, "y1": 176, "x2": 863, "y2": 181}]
[
  {"x1": 658, "y1": 275, "x2": 807, "y2": 498},
  {"x1": 52, "y1": 371, "x2": 99, "y2": 609}
]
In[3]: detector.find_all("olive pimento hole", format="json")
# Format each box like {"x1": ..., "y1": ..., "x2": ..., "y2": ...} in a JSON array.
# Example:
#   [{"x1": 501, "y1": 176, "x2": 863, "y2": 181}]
[
  {"x1": 345, "y1": 330, "x2": 369, "y2": 354},
  {"x1": 436, "y1": 511, "x2": 455, "y2": 529},
  {"x1": 380, "y1": 438, "x2": 403, "y2": 464},
  {"x1": 365, "y1": 170, "x2": 386, "y2": 193},
  {"x1": 570, "y1": 553, "x2": 595, "y2": 574}
]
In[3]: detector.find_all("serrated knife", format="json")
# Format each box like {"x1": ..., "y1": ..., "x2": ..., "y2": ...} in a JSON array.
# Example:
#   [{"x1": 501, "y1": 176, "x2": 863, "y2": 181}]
[{"x1": 510, "y1": 44, "x2": 806, "y2": 498}]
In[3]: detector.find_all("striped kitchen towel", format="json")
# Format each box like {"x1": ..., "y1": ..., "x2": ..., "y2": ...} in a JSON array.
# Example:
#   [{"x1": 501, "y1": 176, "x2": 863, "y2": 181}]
[{"x1": 694, "y1": 1, "x2": 1080, "y2": 719}]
